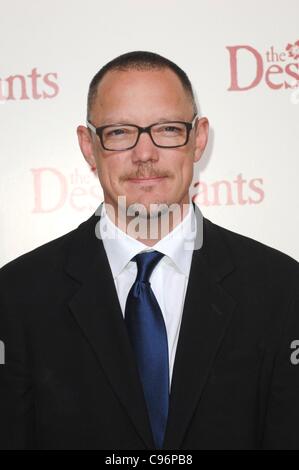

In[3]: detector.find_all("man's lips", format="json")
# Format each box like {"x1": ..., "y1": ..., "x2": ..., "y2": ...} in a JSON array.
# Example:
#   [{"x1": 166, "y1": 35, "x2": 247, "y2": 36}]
[{"x1": 127, "y1": 176, "x2": 166, "y2": 183}]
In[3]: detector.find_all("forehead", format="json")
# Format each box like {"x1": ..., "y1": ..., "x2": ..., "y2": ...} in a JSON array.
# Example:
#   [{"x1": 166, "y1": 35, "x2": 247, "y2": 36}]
[{"x1": 90, "y1": 68, "x2": 193, "y2": 123}]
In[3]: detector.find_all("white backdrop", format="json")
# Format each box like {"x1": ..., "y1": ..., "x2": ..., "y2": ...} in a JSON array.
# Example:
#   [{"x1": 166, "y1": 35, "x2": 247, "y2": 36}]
[{"x1": 1, "y1": 0, "x2": 298, "y2": 267}]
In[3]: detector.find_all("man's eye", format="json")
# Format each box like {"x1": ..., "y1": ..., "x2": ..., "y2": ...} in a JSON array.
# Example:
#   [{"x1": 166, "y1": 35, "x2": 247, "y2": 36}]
[
  {"x1": 108, "y1": 128, "x2": 126, "y2": 137},
  {"x1": 158, "y1": 125, "x2": 182, "y2": 133}
]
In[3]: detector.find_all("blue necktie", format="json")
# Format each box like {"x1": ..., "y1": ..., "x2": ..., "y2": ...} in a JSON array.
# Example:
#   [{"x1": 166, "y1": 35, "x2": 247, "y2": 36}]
[{"x1": 124, "y1": 251, "x2": 169, "y2": 449}]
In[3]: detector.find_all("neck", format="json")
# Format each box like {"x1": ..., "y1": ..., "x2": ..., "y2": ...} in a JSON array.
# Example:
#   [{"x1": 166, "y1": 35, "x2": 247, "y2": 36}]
[{"x1": 104, "y1": 198, "x2": 192, "y2": 246}]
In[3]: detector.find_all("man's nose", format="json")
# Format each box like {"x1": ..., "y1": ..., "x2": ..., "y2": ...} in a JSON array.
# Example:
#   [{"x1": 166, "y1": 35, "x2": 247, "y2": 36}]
[{"x1": 131, "y1": 130, "x2": 159, "y2": 162}]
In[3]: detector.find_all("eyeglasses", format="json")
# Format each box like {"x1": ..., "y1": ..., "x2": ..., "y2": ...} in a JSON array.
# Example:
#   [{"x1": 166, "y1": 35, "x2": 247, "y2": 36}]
[{"x1": 86, "y1": 114, "x2": 198, "y2": 151}]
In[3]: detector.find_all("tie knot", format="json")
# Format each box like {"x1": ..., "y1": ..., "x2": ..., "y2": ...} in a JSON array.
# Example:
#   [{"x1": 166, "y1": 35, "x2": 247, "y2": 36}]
[{"x1": 132, "y1": 250, "x2": 164, "y2": 283}]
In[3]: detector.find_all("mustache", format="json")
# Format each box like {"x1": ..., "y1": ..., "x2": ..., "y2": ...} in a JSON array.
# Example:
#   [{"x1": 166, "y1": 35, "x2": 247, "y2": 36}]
[{"x1": 125, "y1": 170, "x2": 169, "y2": 179}]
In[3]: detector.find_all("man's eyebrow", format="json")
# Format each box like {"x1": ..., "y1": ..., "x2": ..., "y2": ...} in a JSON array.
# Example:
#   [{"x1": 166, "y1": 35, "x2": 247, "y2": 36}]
[{"x1": 96, "y1": 116, "x2": 190, "y2": 126}]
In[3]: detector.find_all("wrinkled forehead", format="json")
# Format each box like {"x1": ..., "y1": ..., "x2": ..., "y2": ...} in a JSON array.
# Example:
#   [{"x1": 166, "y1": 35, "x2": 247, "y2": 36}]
[{"x1": 90, "y1": 68, "x2": 194, "y2": 123}]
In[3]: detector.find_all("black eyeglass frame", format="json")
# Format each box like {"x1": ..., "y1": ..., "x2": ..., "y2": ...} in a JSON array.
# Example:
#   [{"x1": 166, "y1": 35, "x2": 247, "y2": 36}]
[{"x1": 86, "y1": 114, "x2": 198, "y2": 151}]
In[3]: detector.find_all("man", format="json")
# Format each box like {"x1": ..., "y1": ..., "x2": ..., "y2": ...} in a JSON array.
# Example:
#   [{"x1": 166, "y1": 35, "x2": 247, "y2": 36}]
[{"x1": 0, "y1": 51, "x2": 298, "y2": 450}]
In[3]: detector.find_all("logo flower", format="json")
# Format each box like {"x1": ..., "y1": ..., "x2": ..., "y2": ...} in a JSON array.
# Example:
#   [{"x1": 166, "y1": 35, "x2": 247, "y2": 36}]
[{"x1": 286, "y1": 40, "x2": 299, "y2": 60}]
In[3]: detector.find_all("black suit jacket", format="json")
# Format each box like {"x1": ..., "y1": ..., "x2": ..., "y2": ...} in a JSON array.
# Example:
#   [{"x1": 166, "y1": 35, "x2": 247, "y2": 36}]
[{"x1": 0, "y1": 203, "x2": 298, "y2": 450}]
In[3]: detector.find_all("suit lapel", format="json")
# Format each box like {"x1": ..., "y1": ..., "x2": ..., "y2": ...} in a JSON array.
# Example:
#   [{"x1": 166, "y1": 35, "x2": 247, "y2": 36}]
[
  {"x1": 163, "y1": 206, "x2": 237, "y2": 449},
  {"x1": 65, "y1": 203, "x2": 236, "y2": 450},
  {"x1": 65, "y1": 208, "x2": 155, "y2": 449}
]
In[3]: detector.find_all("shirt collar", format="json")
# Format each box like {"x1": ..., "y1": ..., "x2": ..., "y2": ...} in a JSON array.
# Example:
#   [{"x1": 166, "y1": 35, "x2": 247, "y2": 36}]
[{"x1": 99, "y1": 196, "x2": 196, "y2": 279}]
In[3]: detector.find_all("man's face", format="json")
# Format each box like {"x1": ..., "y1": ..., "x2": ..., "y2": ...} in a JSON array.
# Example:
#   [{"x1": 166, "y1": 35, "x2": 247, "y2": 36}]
[{"x1": 77, "y1": 68, "x2": 209, "y2": 217}]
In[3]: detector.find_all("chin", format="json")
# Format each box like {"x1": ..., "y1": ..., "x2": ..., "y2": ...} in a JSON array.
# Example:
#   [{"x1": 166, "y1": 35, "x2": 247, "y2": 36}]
[{"x1": 126, "y1": 198, "x2": 172, "y2": 219}]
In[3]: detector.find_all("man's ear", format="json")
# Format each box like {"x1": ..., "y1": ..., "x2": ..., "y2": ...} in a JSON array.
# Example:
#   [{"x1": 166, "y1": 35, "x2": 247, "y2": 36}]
[
  {"x1": 77, "y1": 125, "x2": 97, "y2": 170},
  {"x1": 194, "y1": 117, "x2": 209, "y2": 163}
]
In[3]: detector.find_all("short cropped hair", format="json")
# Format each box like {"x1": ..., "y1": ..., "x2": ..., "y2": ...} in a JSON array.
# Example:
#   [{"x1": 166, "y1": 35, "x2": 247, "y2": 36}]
[{"x1": 87, "y1": 50, "x2": 197, "y2": 119}]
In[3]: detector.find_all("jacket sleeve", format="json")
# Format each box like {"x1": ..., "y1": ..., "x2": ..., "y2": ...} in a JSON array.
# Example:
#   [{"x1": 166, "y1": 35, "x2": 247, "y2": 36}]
[
  {"x1": 0, "y1": 271, "x2": 35, "y2": 450},
  {"x1": 262, "y1": 281, "x2": 299, "y2": 449}
]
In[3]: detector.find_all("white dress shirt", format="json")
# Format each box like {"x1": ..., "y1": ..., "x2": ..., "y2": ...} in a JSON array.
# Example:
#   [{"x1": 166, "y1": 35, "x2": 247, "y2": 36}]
[{"x1": 99, "y1": 197, "x2": 197, "y2": 389}]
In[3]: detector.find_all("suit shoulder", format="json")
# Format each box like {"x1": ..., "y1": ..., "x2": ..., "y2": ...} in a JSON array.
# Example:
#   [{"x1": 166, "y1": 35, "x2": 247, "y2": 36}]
[
  {"x1": 204, "y1": 218, "x2": 298, "y2": 276},
  {"x1": 0, "y1": 215, "x2": 93, "y2": 281}
]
